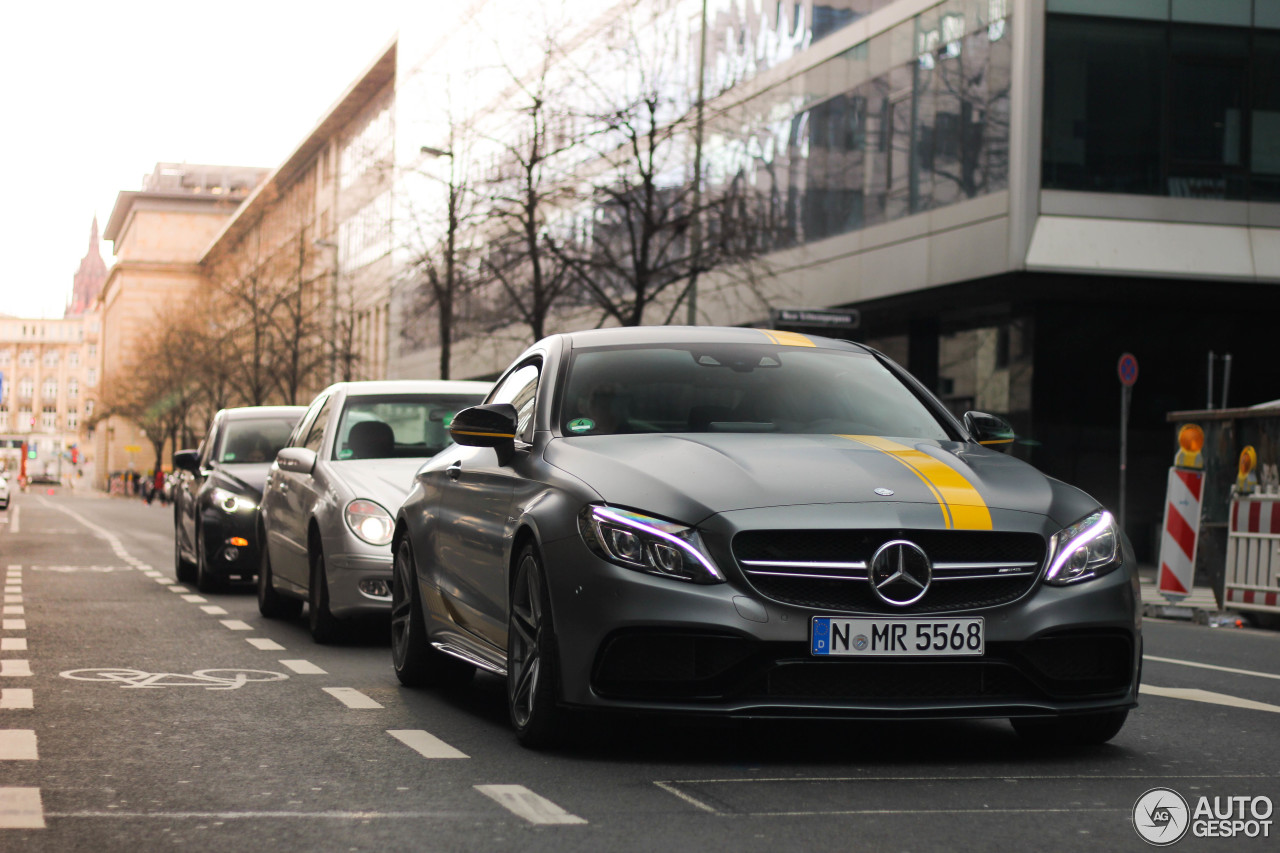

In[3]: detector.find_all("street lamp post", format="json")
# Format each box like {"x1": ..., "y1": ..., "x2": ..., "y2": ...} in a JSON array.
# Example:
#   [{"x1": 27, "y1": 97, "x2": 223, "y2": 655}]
[{"x1": 314, "y1": 238, "x2": 340, "y2": 383}]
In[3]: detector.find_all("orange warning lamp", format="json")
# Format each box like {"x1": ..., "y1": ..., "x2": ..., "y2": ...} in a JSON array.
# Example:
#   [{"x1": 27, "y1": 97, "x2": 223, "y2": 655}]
[
  {"x1": 1237, "y1": 445, "x2": 1258, "y2": 495},
  {"x1": 1173, "y1": 424, "x2": 1205, "y2": 469}
]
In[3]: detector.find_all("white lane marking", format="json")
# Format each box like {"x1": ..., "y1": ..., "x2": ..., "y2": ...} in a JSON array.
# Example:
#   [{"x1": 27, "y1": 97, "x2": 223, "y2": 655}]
[
  {"x1": 3, "y1": 587, "x2": 20, "y2": 594},
  {"x1": 322, "y1": 688, "x2": 383, "y2": 709},
  {"x1": 142, "y1": 572, "x2": 162, "y2": 578},
  {"x1": 0, "y1": 661, "x2": 31, "y2": 677},
  {"x1": 220, "y1": 620, "x2": 252, "y2": 631},
  {"x1": 654, "y1": 781, "x2": 719, "y2": 813},
  {"x1": 279, "y1": 660, "x2": 326, "y2": 675},
  {"x1": 5, "y1": 566, "x2": 17, "y2": 571},
  {"x1": 152, "y1": 578, "x2": 174, "y2": 586},
  {"x1": 1141, "y1": 684, "x2": 1280, "y2": 713},
  {"x1": 3, "y1": 596, "x2": 22, "y2": 604},
  {"x1": 168, "y1": 586, "x2": 191, "y2": 594},
  {"x1": 1145, "y1": 654, "x2": 1280, "y2": 682},
  {"x1": 9, "y1": 507, "x2": 17, "y2": 533},
  {"x1": 0, "y1": 787, "x2": 44, "y2": 828},
  {"x1": 0, "y1": 730, "x2": 37, "y2": 760},
  {"x1": 1, "y1": 620, "x2": 24, "y2": 631},
  {"x1": 1, "y1": 639, "x2": 25, "y2": 651},
  {"x1": 1, "y1": 607, "x2": 22, "y2": 615},
  {"x1": 388, "y1": 729, "x2": 468, "y2": 759},
  {"x1": 200, "y1": 606, "x2": 229, "y2": 616},
  {"x1": 181, "y1": 595, "x2": 207, "y2": 603},
  {"x1": 474, "y1": 785, "x2": 586, "y2": 825},
  {"x1": 247, "y1": 638, "x2": 285, "y2": 651},
  {"x1": 0, "y1": 690, "x2": 33, "y2": 710}
]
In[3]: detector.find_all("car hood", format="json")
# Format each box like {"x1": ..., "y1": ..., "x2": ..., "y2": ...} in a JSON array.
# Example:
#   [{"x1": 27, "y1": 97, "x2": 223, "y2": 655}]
[
  {"x1": 214, "y1": 463, "x2": 272, "y2": 498},
  {"x1": 545, "y1": 433, "x2": 1095, "y2": 528},
  {"x1": 329, "y1": 459, "x2": 424, "y2": 509}
]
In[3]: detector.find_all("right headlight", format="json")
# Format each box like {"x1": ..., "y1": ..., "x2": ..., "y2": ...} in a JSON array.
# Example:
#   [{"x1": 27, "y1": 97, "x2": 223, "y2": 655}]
[
  {"x1": 579, "y1": 505, "x2": 725, "y2": 584},
  {"x1": 344, "y1": 499, "x2": 394, "y2": 546},
  {"x1": 1045, "y1": 510, "x2": 1120, "y2": 585}
]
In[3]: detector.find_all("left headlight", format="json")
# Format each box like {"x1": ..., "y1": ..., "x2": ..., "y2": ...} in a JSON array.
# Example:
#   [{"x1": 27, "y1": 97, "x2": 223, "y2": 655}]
[
  {"x1": 344, "y1": 499, "x2": 394, "y2": 546},
  {"x1": 1045, "y1": 510, "x2": 1120, "y2": 585},
  {"x1": 211, "y1": 487, "x2": 256, "y2": 514},
  {"x1": 579, "y1": 505, "x2": 725, "y2": 584}
]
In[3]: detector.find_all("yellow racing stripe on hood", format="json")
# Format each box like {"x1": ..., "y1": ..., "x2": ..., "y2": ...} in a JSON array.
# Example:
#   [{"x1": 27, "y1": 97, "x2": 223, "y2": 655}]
[
  {"x1": 758, "y1": 329, "x2": 816, "y2": 347},
  {"x1": 838, "y1": 435, "x2": 993, "y2": 530}
]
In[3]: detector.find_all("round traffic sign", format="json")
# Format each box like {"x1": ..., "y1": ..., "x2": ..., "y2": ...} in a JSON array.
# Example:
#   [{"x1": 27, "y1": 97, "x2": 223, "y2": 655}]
[{"x1": 1118, "y1": 352, "x2": 1139, "y2": 386}]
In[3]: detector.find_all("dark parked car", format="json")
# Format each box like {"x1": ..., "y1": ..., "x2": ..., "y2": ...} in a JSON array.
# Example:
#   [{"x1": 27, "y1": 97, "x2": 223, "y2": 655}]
[
  {"x1": 258, "y1": 380, "x2": 490, "y2": 643},
  {"x1": 391, "y1": 326, "x2": 1141, "y2": 747},
  {"x1": 172, "y1": 406, "x2": 306, "y2": 592}
]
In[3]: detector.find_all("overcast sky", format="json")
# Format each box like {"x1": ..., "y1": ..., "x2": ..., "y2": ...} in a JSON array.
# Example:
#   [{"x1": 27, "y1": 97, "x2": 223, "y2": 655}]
[{"x1": 0, "y1": 0, "x2": 408, "y2": 319}]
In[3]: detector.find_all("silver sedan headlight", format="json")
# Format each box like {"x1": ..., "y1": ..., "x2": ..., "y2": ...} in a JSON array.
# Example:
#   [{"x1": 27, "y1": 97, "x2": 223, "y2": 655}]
[
  {"x1": 344, "y1": 499, "x2": 394, "y2": 546},
  {"x1": 579, "y1": 505, "x2": 725, "y2": 584},
  {"x1": 211, "y1": 487, "x2": 256, "y2": 514},
  {"x1": 1045, "y1": 510, "x2": 1119, "y2": 585}
]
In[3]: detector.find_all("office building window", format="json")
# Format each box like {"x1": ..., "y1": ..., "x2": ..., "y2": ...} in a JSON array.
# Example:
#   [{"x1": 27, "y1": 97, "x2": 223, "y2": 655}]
[
  {"x1": 18, "y1": 350, "x2": 33, "y2": 367},
  {"x1": 42, "y1": 379, "x2": 57, "y2": 399},
  {"x1": 69, "y1": 350, "x2": 80, "y2": 367},
  {"x1": 19, "y1": 378, "x2": 33, "y2": 399},
  {"x1": 41, "y1": 407, "x2": 56, "y2": 431},
  {"x1": 68, "y1": 379, "x2": 79, "y2": 399},
  {"x1": 43, "y1": 350, "x2": 58, "y2": 367}
]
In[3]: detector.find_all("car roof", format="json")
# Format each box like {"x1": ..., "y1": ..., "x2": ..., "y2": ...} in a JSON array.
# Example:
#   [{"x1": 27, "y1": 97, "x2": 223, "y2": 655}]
[
  {"x1": 220, "y1": 405, "x2": 309, "y2": 420},
  {"x1": 328, "y1": 379, "x2": 493, "y2": 397},
  {"x1": 558, "y1": 325, "x2": 867, "y2": 352}
]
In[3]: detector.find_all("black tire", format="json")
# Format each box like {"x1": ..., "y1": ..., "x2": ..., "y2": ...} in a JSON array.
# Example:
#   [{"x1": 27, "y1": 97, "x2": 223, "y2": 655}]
[
  {"x1": 1011, "y1": 709, "x2": 1129, "y2": 746},
  {"x1": 390, "y1": 537, "x2": 474, "y2": 687},
  {"x1": 195, "y1": 525, "x2": 222, "y2": 593},
  {"x1": 258, "y1": 528, "x2": 302, "y2": 620},
  {"x1": 174, "y1": 520, "x2": 197, "y2": 585},
  {"x1": 507, "y1": 543, "x2": 562, "y2": 748},
  {"x1": 308, "y1": 547, "x2": 342, "y2": 644}
]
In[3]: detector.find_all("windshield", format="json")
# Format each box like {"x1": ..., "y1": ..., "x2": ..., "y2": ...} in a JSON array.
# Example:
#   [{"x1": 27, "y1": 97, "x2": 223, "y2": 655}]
[
  {"x1": 333, "y1": 394, "x2": 486, "y2": 460},
  {"x1": 218, "y1": 418, "x2": 298, "y2": 464},
  {"x1": 559, "y1": 344, "x2": 950, "y2": 441}
]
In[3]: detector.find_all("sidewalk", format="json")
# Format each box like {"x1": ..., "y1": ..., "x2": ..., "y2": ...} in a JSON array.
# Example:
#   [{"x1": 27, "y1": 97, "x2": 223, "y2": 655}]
[{"x1": 1137, "y1": 564, "x2": 1219, "y2": 610}]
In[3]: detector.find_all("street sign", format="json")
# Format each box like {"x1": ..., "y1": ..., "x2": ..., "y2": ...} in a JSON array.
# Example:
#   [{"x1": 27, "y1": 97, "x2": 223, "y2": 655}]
[
  {"x1": 123, "y1": 445, "x2": 142, "y2": 453},
  {"x1": 1117, "y1": 352, "x2": 1138, "y2": 386},
  {"x1": 769, "y1": 307, "x2": 860, "y2": 330}
]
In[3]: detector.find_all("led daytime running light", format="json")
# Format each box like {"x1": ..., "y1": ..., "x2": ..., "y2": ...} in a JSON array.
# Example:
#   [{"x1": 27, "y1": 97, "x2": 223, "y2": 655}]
[
  {"x1": 591, "y1": 506, "x2": 725, "y2": 582},
  {"x1": 1046, "y1": 510, "x2": 1115, "y2": 581}
]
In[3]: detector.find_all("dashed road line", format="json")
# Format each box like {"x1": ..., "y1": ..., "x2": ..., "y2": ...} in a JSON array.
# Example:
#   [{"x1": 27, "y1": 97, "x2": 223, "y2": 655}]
[
  {"x1": 0, "y1": 661, "x2": 32, "y2": 677},
  {"x1": 1141, "y1": 683, "x2": 1280, "y2": 713},
  {"x1": 200, "y1": 605, "x2": 229, "y2": 616},
  {"x1": 474, "y1": 785, "x2": 586, "y2": 825},
  {"x1": 1144, "y1": 654, "x2": 1280, "y2": 682},
  {"x1": 220, "y1": 620, "x2": 253, "y2": 631},
  {"x1": 1, "y1": 621, "x2": 25, "y2": 631},
  {"x1": 0, "y1": 730, "x2": 37, "y2": 760},
  {"x1": 3, "y1": 596, "x2": 22, "y2": 604},
  {"x1": 0, "y1": 639, "x2": 25, "y2": 651},
  {"x1": 279, "y1": 660, "x2": 326, "y2": 675},
  {"x1": 152, "y1": 577, "x2": 174, "y2": 586},
  {"x1": 3, "y1": 587, "x2": 20, "y2": 594},
  {"x1": 1, "y1": 607, "x2": 22, "y2": 616},
  {"x1": 247, "y1": 638, "x2": 285, "y2": 651},
  {"x1": 0, "y1": 787, "x2": 43, "y2": 828},
  {"x1": 0, "y1": 690, "x2": 33, "y2": 710},
  {"x1": 181, "y1": 595, "x2": 207, "y2": 603},
  {"x1": 388, "y1": 729, "x2": 468, "y2": 759},
  {"x1": 322, "y1": 688, "x2": 383, "y2": 709}
]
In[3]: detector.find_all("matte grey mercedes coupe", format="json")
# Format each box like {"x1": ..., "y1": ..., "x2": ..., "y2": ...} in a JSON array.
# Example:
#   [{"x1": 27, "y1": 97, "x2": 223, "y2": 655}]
[{"x1": 391, "y1": 326, "x2": 1140, "y2": 748}]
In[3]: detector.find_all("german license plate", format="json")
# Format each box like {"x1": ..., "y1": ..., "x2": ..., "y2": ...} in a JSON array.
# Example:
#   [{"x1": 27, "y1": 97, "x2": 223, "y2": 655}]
[{"x1": 811, "y1": 616, "x2": 984, "y2": 657}]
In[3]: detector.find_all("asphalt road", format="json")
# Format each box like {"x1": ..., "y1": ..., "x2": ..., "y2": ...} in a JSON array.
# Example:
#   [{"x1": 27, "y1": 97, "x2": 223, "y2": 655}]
[{"x1": 2, "y1": 489, "x2": 1278, "y2": 852}]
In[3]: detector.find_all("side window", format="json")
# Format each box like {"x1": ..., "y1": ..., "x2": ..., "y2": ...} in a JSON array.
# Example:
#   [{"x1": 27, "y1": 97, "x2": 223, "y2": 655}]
[
  {"x1": 303, "y1": 396, "x2": 333, "y2": 453},
  {"x1": 197, "y1": 421, "x2": 220, "y2": 468},
  {"x1": 291, "y1": 397, "x2": 326, "y2": 448},
  {"x1": 489, "y1": 362, "x2": 540, "y2": 442}
]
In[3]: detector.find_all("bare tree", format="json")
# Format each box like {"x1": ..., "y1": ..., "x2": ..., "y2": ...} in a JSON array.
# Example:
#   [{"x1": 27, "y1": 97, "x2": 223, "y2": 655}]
[{"x1": 271, "y1": 226, "x2": 330, "y2": 402}]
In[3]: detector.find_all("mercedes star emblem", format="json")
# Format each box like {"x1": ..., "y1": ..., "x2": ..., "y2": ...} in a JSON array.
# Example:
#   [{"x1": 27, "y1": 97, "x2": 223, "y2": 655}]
[{"x1": 869, "y1": 539, "x2": 932, "y2": 606}]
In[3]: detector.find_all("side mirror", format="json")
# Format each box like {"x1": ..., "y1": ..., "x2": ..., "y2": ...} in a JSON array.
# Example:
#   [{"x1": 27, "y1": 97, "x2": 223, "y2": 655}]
[
  {"x1": 173, "y1": 450, "x2": 201, "y2": 473},
  {"x1": 963, "y1": 411, "x2": 1015, "y2": 452},
  {"x1": 450, "y1": 404, "x2": 518, "y2": 464},
  {"x1": 276, "y1": 447, "x2": 318, "y2": 475}
]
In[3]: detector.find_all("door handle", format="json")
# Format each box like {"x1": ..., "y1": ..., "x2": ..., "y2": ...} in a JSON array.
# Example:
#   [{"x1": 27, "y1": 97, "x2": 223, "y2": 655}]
[{"x1": 446, "y1": 461, "x2": 462, "y2": 481}]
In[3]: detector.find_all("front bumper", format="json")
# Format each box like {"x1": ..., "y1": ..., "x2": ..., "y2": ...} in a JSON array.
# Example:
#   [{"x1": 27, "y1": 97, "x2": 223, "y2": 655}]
[
  {"x1": 324, "y1": 552, "x2": 393, "y2": 618},
  {"x1": 539, "y1": 534, "x2": 1140, "y2": 719},
  {"x1": 200, "y1": 511, "x2": 260, "y2": 583}
]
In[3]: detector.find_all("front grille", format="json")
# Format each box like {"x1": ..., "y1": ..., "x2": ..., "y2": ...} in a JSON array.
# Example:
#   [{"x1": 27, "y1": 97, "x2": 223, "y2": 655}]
[{"x1": 733, "y1": 529, "x2": 1046, "y2": 614}]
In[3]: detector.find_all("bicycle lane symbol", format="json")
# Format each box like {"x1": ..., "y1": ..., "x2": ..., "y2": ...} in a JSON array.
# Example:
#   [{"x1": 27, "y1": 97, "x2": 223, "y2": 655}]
[{"x1": 60, "y1": 668, "x2": 289, "y2": 691}]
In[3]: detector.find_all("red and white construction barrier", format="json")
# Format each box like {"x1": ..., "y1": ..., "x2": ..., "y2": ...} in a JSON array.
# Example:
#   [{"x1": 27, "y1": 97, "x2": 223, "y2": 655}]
[
  {"x1": 1225, "y1": 495, "x2": 1280, "y2": 612},
  {"x1": 1157, "y1": 468, "x2": 1204, "y2": 602}
]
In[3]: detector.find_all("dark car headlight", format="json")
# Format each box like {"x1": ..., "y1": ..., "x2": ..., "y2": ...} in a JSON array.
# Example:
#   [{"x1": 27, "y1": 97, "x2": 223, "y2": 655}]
[
  {"x1": 579, "y1": 505, "x2": 725, "y2": 585},
  {"x1": 1045, "y1": 510, "x2": 1120, "y2": 585},
  {"x1": 344, "y1": 499, "x2": 394, "y2": 546},
  {"x1": 211, "y1": 487, "x2": 256, "y2": 514}
]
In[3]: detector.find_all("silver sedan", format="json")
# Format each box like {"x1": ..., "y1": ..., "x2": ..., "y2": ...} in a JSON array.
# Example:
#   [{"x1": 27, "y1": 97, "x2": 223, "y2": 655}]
[{"x1": 257, "y1": 379, "x2": 490, "y2": 643}]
